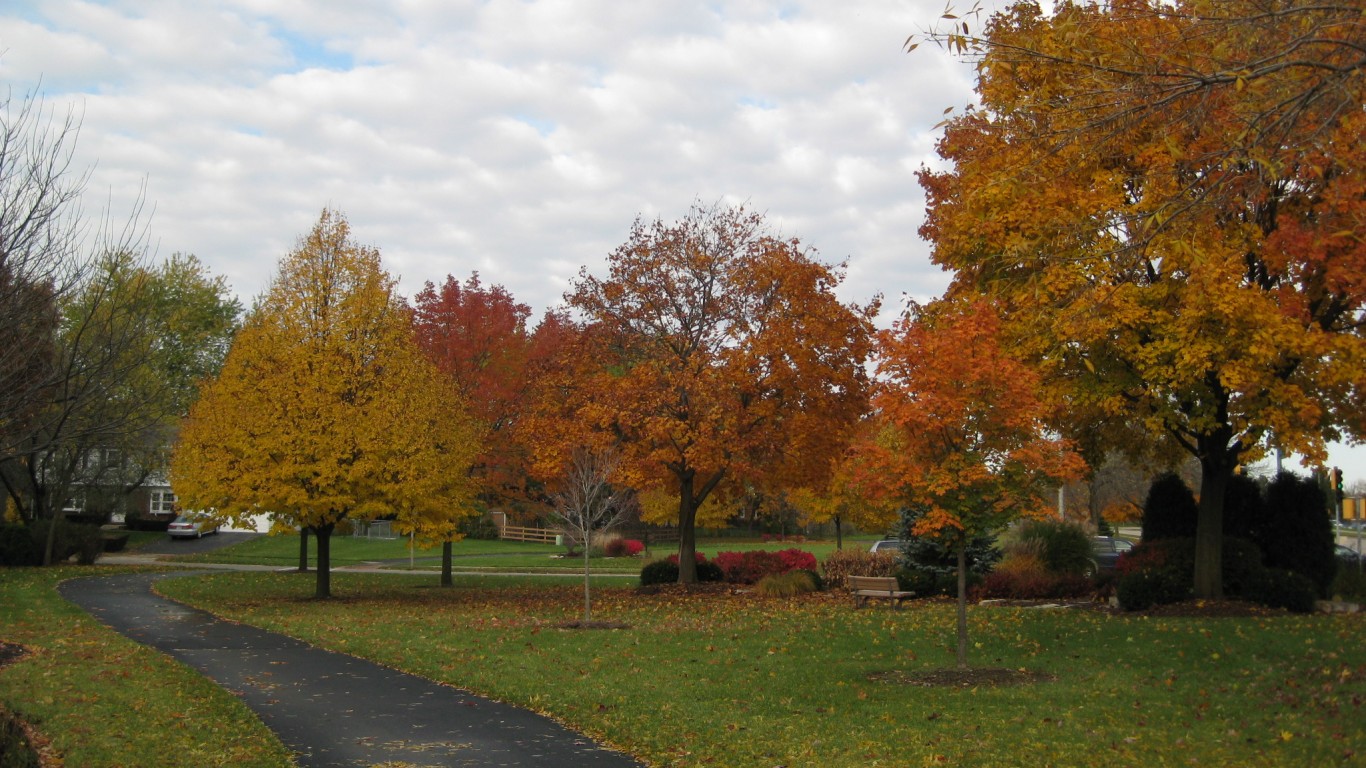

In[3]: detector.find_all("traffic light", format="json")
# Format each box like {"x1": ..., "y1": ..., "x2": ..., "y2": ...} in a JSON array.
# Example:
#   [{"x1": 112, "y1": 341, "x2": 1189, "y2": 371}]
[{"x1": 1333, "y1": 467, "x2": 1344, "y2": 502}]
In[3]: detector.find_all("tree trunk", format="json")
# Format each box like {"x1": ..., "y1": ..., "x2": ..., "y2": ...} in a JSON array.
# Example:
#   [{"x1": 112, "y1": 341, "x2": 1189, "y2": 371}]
[
  {"x1": 1194, "y1": 456, "x2": 1231, "y2": 600},
  {"x1": 677, "y1": 474, "x2": 698, "y2": 584},
  {"x1": 834, "y1": 514, "x2": 843, "y2": 550},
  {"x1": 582, "y1": 543, "x2": 593, "y2": 622},
  {"x1": 314, "y1": 522, "x2": 334, "y2": 599},
  {"x1": 42, "y1": 511, "x2": 58, "y2": 567},
  {"x1": 955, "y1": 543, "x2": 969, "y2": 670},
  {"x1": 441, "y1": 540, "x2": 453, "y2": 587},
  {"x1": 1088, "y1": 476, "x2": 1104, "y2": 532},
  {"x1": 37, "y1": 483, "x2": 58, "y2": 566},
  {"x1": 298, "y1": 526, "x2": 310, "y2": 572}
]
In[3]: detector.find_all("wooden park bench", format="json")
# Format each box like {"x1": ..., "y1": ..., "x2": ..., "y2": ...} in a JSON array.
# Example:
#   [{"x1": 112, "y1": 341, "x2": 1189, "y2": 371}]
[{"x1": 847, "y1": 575, "x2": 914, "y2": 609}]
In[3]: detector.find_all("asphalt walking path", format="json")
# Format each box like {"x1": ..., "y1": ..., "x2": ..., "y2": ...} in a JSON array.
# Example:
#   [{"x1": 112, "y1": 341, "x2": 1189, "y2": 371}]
[{"x1": 59, "y1": 572, "x2": 645, "y2": 768}]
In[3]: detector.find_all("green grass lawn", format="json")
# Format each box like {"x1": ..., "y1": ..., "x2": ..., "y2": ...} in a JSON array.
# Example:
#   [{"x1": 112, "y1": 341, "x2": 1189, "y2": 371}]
[
  {"x1": 0, "y1": 567, "x2": 292, "y2": 768},
  {"x1": 149, "y1": 571, "x2": 1366, "y2": 768},
  {"x1": 175, "y1": 531, "x2": 565, "y2": 566},
  {"x1": 168, "y1": 531, "x2": 875, "y2": 574},
  {"x1": 120, "y1": 531, "x2": 169, "y2": 550},
  {"x1": 8, "y1": 564, "x2": 1366, "y2": 766}
]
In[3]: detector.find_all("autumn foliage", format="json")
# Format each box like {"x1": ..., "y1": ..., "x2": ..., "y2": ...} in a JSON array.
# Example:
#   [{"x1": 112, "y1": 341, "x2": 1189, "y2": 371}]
[
  {"x1": 712, "y1": 549, "x2": 817, "y2": 584},
  {"x1": 172, "y1": 209, "x2": 482, "y2": 598},
  {"x1": 917, "y1": 0, "x2": 1366, "y2": 598},
  {"x1": 531, "y1": 201, "x2": 877, "y2": 583},
  {"x1": 412, "y1": 274, "x2": 565, "y2": 518},
  {"x1": 866, "y1": 297, "x2": 1084, "y2": 667}
]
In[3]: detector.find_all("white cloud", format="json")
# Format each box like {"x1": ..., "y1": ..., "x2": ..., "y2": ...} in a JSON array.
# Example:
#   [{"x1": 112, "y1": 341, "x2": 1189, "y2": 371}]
[{"x1": 1, "y1": 0, "x2": 989, "y2": 318}]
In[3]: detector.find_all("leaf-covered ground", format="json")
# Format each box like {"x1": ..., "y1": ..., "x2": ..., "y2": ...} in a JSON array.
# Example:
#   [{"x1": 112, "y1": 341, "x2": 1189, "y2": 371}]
[
  {"x1": 159, "y1": 572, "x2": 1366, "y2": 767},
  {"x1": 0, "y1": 567, "x2": 293, "y2": 768}
]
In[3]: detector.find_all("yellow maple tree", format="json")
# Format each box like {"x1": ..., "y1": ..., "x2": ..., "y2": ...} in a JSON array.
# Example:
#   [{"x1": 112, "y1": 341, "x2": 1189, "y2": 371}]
[{"x1": 172, "y1": 209, "x2": 482, "y2": 597}]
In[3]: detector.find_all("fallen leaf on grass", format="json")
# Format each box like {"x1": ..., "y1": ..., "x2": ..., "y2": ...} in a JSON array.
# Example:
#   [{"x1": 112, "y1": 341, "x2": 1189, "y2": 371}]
[{"x1": 868, "y1": 668, "x2": 1057, "y2": 688}]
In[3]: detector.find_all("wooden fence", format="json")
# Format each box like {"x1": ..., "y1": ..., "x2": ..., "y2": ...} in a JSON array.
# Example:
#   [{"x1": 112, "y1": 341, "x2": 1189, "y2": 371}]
[
  {"x1": 619, "y1": 526, "x2": 680, "y2": 546},
  {"x1": 498, "y1": 524, "x2": 561, "y2": 543},
  {"x1": 497, "y1": 523, "x2": 681, "y2": 546}
]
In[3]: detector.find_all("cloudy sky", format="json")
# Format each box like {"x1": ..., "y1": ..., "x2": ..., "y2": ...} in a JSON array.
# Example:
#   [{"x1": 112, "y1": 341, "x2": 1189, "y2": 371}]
[
  {"x1": 2, "y1": 0, "x2": 994, "y2": 322},
  {"x1": 7, "y1": 1, "x2": 1363, "y2": 484}
]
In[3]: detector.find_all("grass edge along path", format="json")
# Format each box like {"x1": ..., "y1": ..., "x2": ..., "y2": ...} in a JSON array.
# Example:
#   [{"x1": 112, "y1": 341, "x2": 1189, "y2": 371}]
[
  {"x1": 161, "y1": 570, "x2": 1366, "y2": 768},
  {"x1": 0, "y1": 566, "x2": 294, "y2": 768}
]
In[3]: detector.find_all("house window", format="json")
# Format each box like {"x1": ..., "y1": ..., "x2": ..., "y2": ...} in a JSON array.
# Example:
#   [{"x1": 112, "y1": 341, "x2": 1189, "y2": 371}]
[{"x1": 149, "y1": 490, "x2": 177, "y2": 516}]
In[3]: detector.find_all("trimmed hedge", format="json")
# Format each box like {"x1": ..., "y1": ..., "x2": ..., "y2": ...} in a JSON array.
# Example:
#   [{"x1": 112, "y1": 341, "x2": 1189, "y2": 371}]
[
  {"x1": 1262, "y1": 472, "x2": 1337, "y2": 597},
  {"x1": 1013, "y1": 519, "x2": 1094, "y2": 576},
  {"x1": 1244, "y1": 568, "x2": 1317, "y2": 613}
]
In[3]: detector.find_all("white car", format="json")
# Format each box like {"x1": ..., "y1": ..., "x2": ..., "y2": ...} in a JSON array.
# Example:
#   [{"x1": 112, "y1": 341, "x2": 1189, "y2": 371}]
[
  {"x1": 168, "y1": 513, "x2": 219, "y2": 539},
  {"x1": 869, "y1": 539, "x2": 903, "y2": 553}
]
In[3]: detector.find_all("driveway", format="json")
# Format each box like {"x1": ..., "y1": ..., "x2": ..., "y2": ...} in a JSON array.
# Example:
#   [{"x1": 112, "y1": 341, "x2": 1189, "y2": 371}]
[{"x1": 134, "y1": 530, "x2": 259, "y2": 557}]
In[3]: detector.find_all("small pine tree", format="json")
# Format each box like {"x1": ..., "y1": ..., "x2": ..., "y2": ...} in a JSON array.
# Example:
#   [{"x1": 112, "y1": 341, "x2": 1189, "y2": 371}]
[
  {"x1": 1141, "y1": 473, "x2": 1198, "y2": 541},
  {"x1": 896, "y1": 504, "x2": 1000, "y2": 577},
  {"x1": 1222, "y1": 473, "x2": 1268, "y2": 543},
  {"x1": 1262, "y1": 472, "x2": 1337, "y2": 597}
]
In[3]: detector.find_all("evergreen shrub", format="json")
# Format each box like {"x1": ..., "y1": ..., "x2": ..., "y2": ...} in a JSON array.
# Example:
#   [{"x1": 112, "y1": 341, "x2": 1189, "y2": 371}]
[
  {"x1": 0, "y1": 524, "x2": 40, "y2": 566},
  {"x1": 1244, "y1": 568, "x2": 1318, "y2": 614},
  {"x1": 1141, "y1": 473, "x2": 1198, "y2": 541}
]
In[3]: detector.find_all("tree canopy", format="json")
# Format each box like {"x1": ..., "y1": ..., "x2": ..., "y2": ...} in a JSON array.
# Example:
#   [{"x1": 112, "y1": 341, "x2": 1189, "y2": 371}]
[
  {"x1": 172, "y1": 209, "x2": 481, "y2": 598},
  {"x1": 865, "y1": 297, "x2": 1085, "y2": 667},
  {"x1": 412, "y1": 273, "x2": 566, "y2": 520},
  {"x1": 917, "y1": 0, "x2": 1366, "y2": 598},
  {"x1": 532, "y1": 201, "x2": 878, "y2": 582},
  {"x1": 1, "y1": 250, "x2": 240, "y2": 562}
]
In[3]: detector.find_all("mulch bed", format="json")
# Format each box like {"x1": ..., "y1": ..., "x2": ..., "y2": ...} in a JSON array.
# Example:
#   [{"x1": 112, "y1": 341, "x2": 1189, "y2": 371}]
[
  {"x1": 1137, "y1": 599, "x2": 1290, "y2": 618},
  {"x1": 0, "y1": 642, "x2": 58, "y2": 768},
  {"x1": 0, "y1": 642, "x2": 27, "y2": 670}
]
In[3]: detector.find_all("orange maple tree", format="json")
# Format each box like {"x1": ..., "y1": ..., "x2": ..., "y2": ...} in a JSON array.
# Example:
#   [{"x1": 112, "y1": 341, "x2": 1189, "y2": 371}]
[
  {"x1": 867, "y1": 298, "x2": 1085, "y2": 668},
  {"x1": 531, "y1": 201, "x2": 878, "y2": 582},
  {"x1": 917, "y1": 0, "x2": 1366, "y2": 598},
  {"x1": 412, "y1": 273, "x2": 567, "y2": 522},
  {"x1": 788, "y1": 419, "x2": 904, "y2": 549}
]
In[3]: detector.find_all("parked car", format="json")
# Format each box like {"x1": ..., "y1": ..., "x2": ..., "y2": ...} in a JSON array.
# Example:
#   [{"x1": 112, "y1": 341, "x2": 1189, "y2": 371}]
[
  {"x1": 869, "y1": 539, "x2": 903, "y2": 553},
  {"x1": 168, "y1": 513, "x2": 219, "y2": 539},
  {"x1": 1091, "y1": 536, "x2": 1134, "y2": 572},
  {"x1": 1336, "y1": 544, "x2": 1362, "y2": 567}
]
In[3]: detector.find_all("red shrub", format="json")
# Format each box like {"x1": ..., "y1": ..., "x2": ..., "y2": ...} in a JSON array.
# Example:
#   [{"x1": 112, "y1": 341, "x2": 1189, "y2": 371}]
[
  {"x1": 714, "y1": 549, "x2": 818, "y2": 584},
  {"x1": 977, "y1": 569, "x2": 1093, "y2": 599},
  {"x1": 604, "y1": 538, "x2": 645, "y2": 557},
  {"x1": 1116, "y1": 540, "x2": 1172, "y2": 575},
  {"x1": 777, "y1": 548, "x2": 817, "y2": 572}
]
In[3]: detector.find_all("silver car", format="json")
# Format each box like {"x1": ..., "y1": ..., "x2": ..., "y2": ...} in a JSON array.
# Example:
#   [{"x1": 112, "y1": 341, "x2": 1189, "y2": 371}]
[{"x1": 168, "y1": 513, "x2": 219, "y2": 539}]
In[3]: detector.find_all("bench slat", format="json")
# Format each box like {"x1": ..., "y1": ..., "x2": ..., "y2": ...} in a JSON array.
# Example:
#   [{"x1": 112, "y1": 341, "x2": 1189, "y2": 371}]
[{"x1": 847, "y1": 576, "x2": 912, "y2": 608}]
